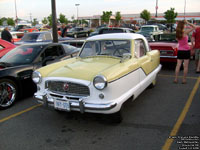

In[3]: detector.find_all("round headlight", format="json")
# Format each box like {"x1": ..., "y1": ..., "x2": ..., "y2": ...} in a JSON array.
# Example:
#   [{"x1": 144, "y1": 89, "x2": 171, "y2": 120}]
[
  {"x1": 32, "y1": 71, "x2": 42, "y2": 84},
  {"x1": 93, "y1": 75, "x2": 107, "y2": 90}
]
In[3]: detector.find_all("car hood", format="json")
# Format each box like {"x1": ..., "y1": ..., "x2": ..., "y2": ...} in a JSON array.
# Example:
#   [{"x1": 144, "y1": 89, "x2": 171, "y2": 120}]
[{"x1": 38, "y1": 57, "x2": 121, "y2": 82}]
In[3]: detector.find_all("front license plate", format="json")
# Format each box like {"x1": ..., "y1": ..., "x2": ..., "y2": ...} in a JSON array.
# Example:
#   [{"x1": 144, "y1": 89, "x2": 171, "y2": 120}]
[{"x1": 54, "y1": 100, "x2": 70, "y2": 111}]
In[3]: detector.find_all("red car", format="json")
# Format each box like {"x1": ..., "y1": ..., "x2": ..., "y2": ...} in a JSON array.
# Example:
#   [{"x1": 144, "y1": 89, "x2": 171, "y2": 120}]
[
  {"x1": 149, "y1": 33, "x2": 178, "y2": 63},
  {"x1": 0, "y1": 39, "x2": 16, "y2": 58},
  {"x1": 19, "y1": 28, "x2": 39, "y2": 33}
]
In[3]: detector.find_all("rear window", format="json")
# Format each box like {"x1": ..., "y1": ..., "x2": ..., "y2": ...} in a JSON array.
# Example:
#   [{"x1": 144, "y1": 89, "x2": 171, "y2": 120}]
[{"x1": 101, "y1": 29, "x2": 124, "y2": 34}]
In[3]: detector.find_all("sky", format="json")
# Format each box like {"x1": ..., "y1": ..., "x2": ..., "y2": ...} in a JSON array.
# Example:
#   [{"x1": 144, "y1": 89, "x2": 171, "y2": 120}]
[{"x1": 0, "y1": 0, "x2": 199, "y2": 21}]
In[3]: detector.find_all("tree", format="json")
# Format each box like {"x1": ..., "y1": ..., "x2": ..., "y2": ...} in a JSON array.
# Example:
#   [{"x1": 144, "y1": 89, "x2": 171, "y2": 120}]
[
  {"x1": 0, "y1": 17, "x2": 7, "y2": 26},
  {"x1": 32, "y1": 18, "x2": 38, "y2": 26},
  {"x1": 101, "y1": 11, "x2": 112, "y2": 24},
  {"x1": 164, "y1": 8, "x2": 177, "y2": 32},
  {"x1": 7, "y1": 18, "x2": 15, "y2": 26},
  {"x1": 140, "y1": 9, "x2": 151, "y2": 24},
  {"x1": 59, "y1": 13, "x2": 68, "y2": 24},
  {"x1": 42, "y1": 17, "x2": 48, "y2": 25},
  {"x1": 115, "y1": 11, "x2": 121, "y2": 26},
  {"x1": 47, "y1": 14, "x2": 53, "y2": 26}
]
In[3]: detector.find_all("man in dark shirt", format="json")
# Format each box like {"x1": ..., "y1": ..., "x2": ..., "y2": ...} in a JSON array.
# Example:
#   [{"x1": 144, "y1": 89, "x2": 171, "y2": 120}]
[{"x1": 1, "y1": 27, "x2": 12, "y2": 43}]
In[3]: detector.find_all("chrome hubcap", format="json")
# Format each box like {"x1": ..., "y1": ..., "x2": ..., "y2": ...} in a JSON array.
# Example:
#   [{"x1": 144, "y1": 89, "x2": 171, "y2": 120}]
[{"x1": 0, "y1": 82, "x2": 16, "y2": 107}]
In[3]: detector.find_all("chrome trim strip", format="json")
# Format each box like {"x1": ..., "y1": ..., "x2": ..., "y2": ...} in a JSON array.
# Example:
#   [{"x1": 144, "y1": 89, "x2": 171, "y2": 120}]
[{"x1": 160, "y1": 56, "x2": 177, "y2": 58}]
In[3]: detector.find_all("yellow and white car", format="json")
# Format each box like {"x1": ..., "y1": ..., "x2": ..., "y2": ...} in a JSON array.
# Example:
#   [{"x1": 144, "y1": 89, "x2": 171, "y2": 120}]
[{"x1": 32, "y1": 33, "x2": 161, "y2": 121}]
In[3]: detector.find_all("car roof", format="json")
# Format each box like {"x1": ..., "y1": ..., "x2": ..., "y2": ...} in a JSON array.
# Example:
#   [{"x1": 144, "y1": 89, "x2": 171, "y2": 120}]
[
  {"x1": 20, "y1": 42, "x2": 60, "y2": 46},
  {"x1": 86, "y1": 33, "x2": 145, "y2": 41},
  {"x1": 100, "y1": 27, "x2": 132, "y2": 30},
  {"x1": 141, "y1": 25, "x2": 158, "y2": 27}
]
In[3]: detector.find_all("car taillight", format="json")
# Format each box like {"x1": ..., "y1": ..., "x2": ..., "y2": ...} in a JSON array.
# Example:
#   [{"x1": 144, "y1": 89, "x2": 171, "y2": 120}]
[{"x1": 173, "y1": 47, "x2": 178, "y2": 56}]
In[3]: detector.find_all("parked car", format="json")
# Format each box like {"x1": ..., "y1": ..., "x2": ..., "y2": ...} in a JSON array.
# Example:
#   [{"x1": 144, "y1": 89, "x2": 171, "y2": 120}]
[
  {"x1": 0, "y1": 43, "x2": 79, "y2": 109},
  {"x1": 33, "y1": 33, "x2": 161, "y2": 122},
  {"x1": 0, "y1": 39, "x2": 16, "y2": 58},
  {"x1": 19, "y1": 28, "x2": 39, "y2": 33},
  {"x1": 13, "y1": 25, "x2": 31, "y2": 31},
  {"x1": 0, "y1": 31, "x2": 24, "y2": 43},
  {"x1": 137, "y1": 25, "x2": 163, "y2": 41},
  {"x1": 66, "y1": 27, "x2": 90, "y2": 38},
  {"x1": 90, "y1": 27, "x2": 135, "y2": 37},
  {"x1": 10, "y1": 31, "x2": 24, "y2": 42},
  {"x1": 15, "y1": 31, "x2": 73, "y2": 45},
  {"x1": 149, "y1": 33, "x2": 179, "y2": 63}
]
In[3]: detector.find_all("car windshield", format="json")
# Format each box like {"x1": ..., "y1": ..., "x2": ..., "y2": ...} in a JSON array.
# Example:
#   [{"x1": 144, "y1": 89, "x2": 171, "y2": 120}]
[
  {"x1": 79, "y1": 40, "x2": 131, "y2": 58},
  {"x1": 21, "y1": 33, "x2": 40, "y2": 41},
  {"x1": 158, "y1": 34, "x2": 177, "y2": 42},
  {"x1": 141, "y1": 27, "x2": 153, "y2": 32},
  {"x1": 0, "y1": 45, "x2": 43, "y2": 65},
  {"x1": 69, "y1": 28, "x2": 78, "y2": 32}
]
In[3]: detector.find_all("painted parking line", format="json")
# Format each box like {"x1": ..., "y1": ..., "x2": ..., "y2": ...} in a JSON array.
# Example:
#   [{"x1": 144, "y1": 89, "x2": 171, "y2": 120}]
[
  {"x1": 0, "y1": 104, "x2": 42, "y2": 123},
  {"x1": 162, "y1": 77, "x2": 200, "y2": 150}
]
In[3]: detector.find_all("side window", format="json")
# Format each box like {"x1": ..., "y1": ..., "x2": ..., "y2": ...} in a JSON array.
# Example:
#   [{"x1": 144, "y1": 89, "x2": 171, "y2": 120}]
[
  {"x1": 45, "y1": 33, "x2": 52, "y2": 40},
  {"x1": 134, "y1": 39, "x2": 147, "y2": 58},
  {"x1": 41, "y1": 46, "x2": 60, "y2": 60},
  {"x1": 58, "y1": 46, "x2": 64, "y2": 56}
]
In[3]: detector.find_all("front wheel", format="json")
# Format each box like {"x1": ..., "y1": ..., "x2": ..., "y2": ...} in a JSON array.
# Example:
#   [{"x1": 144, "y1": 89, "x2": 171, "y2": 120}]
[{"x1": 0, "y1": 79, "x2": 18, "y2": 109}]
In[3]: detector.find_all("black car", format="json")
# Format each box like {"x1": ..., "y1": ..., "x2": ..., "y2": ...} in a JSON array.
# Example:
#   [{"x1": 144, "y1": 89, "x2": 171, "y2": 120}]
[
  {"x1": 66, "y1": 27, "x2": 90, "y2": 38},
  {"x1": 89, "y1": 27, "x2": 135, "y2": 37},
  {"x1": 0, "y1": 43, "x2": 79, "y2": 109}
]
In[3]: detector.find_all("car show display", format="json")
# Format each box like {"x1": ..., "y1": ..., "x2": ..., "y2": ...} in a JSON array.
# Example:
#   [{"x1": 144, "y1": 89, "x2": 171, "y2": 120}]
[{"x1": 33, "y1": 33, "x2": 161, "y2": 122}]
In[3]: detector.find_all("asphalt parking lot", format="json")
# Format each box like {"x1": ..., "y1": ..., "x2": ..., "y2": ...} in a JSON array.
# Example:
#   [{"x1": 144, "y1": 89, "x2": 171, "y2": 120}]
[{"x1": 0, "y1": 60, "x2": 199, "y2": 150}]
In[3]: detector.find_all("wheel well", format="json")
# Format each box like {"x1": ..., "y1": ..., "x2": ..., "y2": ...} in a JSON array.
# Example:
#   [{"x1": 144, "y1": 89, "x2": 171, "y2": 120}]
[{"x1": 0, "y1": 77, "x2": 22, "y2": 97}]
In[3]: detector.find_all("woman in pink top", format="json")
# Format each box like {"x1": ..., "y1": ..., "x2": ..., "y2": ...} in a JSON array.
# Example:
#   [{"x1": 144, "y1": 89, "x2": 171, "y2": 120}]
[{"x1": 174, "y1": 20, "x2": 196, "y2": 84}]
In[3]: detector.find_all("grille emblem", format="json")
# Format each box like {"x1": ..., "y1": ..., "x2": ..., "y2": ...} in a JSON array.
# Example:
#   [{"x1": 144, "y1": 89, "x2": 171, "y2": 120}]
[{"x1": 63, "y1": 83, "x2": 69, "y2": 92}]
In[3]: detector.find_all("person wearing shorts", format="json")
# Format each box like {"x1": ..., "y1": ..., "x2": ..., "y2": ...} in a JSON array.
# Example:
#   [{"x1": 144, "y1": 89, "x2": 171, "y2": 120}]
[{"x1": 174, "y1": 20, "x2": 196, "y2": 84}]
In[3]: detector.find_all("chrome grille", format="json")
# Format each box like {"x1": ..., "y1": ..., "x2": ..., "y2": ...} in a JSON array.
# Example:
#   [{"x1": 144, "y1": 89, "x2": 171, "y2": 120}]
[{"x1": 45, "y1": 81, "x2": 90, "y2": 96}]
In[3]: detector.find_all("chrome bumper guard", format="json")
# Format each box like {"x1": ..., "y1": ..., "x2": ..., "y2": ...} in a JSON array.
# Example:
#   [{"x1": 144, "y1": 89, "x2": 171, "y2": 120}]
[{"x1": 35, "y1": 95, "x2": 117, "y2": 113}]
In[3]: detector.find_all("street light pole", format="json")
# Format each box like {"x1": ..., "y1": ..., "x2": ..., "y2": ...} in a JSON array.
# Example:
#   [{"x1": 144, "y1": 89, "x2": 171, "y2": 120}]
[
  {"x1": 155, "y1": 0, "x2": 158, "y2": 18},
  {"x1": 51, "y1": 0, "x2": 58, "y2": 43},
  {"x1": 184, "y1": 0, "x2": 186, "y2": 19},
  {"x1": 14, "y1": 0, "x2": 18, "y2": 25},
  {"x1": 75, "y1": 4, "x2": 80, "y2": 25}
]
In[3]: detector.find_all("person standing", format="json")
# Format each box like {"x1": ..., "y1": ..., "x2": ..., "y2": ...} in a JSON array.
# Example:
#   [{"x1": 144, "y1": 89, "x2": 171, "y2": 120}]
[
  {"x1": 61, "y1": 24, "x2": 67, "y2": 37},
  {"x1": 191, "y1": 27, "x2": 200, "y2": 73},
  {"x1": 174, "y1": 20, "x2": 196, "y2": 84},
  {"x1": 1, "y1": 27, "x2": 12, "y2": 43}
]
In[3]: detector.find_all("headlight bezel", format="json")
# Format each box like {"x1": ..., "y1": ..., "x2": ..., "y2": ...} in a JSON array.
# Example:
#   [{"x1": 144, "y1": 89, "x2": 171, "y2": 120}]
[
  {"x1": 93, "y1": 75, "x2": 107, "y2": 90},
  {"x1": 32, "y1": 71, "x2": 42, "y2": 84}
]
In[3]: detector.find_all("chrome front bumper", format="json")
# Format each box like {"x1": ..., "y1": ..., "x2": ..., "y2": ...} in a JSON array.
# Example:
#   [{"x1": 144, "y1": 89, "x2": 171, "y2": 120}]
[{"x1": 35, "y1": 95, "x2": 117, "y2": 114}]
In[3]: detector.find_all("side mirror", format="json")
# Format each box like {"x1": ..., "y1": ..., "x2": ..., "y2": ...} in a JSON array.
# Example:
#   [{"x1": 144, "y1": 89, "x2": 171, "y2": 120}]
[{"x1": 120, "y1": 53, "x2": 132, "y2": 63}]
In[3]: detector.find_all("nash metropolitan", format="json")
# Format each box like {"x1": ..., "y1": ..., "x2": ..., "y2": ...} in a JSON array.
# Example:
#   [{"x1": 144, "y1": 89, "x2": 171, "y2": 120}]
[{"x1": 33, "y1": 33, "x2": 161, "y2": 122}]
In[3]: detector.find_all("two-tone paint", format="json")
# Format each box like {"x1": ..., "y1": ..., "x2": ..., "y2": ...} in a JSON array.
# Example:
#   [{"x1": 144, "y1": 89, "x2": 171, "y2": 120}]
[{"x1": 34, "y1": 33, "x2": 161, "y2": 115}]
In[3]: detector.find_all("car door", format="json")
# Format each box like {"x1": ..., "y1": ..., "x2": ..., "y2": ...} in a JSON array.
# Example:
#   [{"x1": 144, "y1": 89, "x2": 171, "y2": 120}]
[{"x1": 134, "y1": 39, "x2": 153, "y2": 76}]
